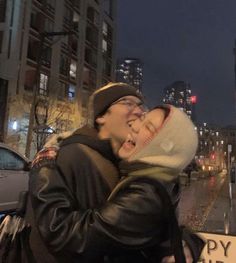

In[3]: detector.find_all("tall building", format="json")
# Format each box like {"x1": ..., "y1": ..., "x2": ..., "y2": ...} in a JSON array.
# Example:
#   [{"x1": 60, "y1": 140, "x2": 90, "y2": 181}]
[
  {"x1": 116, "y1": 58, "x2": 143, "y2": 91},
  {"x1": 162, "y1": 81, "x2": 197, "y2": 121},
  {"x1": 0, "y1": 0, "x2": 116, "y2": 157}
]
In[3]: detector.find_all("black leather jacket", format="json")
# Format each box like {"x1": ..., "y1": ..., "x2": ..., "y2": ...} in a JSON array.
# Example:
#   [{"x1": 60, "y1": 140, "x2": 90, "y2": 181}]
[{"x1": 29, "y1": 127, "x2": 204, "y2": 262}]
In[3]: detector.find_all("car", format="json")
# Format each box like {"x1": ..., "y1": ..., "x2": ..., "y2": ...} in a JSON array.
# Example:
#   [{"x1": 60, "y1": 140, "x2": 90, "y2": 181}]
[{"x1": 0, "y1": 143, "x2": 30, "y2": 213}]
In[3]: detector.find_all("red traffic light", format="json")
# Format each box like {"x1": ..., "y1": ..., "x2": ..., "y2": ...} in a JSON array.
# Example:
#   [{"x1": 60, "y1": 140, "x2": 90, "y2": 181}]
[
  {"x1": 210, "y1": 153, "x2": 215, "y2": 160},
  {"x1": 190, "y1": 96, "x2": 197, "y2": 104}
]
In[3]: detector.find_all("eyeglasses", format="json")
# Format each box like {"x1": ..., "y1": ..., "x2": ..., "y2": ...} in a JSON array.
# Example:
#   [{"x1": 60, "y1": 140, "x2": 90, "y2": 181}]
[{"x1": 111, "y1": 98, "x2": 147, "y2": 111}]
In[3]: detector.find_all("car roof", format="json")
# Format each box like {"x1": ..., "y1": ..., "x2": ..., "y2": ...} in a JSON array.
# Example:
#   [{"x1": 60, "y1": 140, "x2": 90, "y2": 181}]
[{"x1": 0, "y1": 143, "x2": 30, "y2": 163}]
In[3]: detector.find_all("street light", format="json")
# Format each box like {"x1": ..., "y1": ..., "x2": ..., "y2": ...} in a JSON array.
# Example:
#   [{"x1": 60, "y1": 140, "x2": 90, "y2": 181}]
[{"x1": 25, "y1": 31, "x2": 75, "y2": 157}]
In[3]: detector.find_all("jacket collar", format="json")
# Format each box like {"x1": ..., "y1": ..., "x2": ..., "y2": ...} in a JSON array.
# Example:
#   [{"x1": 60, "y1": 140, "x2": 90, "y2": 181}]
[
  {"x1": 119, "y1": 160, "x2": 179, "y2": 182},
  {"x1": 71, "y1": 126, "x2": 118, "y2": 165}
]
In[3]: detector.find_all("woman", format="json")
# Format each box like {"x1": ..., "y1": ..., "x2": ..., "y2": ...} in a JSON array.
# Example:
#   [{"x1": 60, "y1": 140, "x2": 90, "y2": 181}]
[
  {"x1": 108, "y1": 104, "x2": 205, "y2": 262},
  {"x1": 28, "y1": 104, "x2": 204, "y2": 263}
]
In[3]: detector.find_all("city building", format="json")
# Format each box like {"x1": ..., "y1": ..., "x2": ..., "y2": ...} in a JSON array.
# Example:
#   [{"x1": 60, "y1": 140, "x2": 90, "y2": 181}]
[
  {"x1": 162, "y1": 81, "x2": 197, "y2": 121},
  {"x1": 195, "y1": 123, "x2": 236, "y2": 173},
  {"x1": 196, "y1": 123, "x2": 226, "y2": 172},
  {"x1": 221, "y1": 125, "x2": 236, "y2": 166},
  {"x1": 0, "y1": 0, "x2": 116, "y2": 157},
  {"x1": 116, "y1": 58, "x2": 143, "y2": 91}
]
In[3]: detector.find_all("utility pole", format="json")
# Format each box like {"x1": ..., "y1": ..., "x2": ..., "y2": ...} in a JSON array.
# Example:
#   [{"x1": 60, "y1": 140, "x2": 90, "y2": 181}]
[{"x1": 25, "y1": 31, "x2": 75, "y2": 158}]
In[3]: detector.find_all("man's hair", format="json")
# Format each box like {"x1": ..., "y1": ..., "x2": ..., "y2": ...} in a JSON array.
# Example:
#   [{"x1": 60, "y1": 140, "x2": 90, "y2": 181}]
[{"x1": 88, "y1": 82, "x2": 144, "y2": 128}]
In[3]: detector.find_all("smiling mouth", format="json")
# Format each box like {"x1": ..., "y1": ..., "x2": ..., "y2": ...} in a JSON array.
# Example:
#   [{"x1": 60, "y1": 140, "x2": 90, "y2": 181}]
[{"x1": 122, "y1": 135, "x2": 136, "y2": 150}]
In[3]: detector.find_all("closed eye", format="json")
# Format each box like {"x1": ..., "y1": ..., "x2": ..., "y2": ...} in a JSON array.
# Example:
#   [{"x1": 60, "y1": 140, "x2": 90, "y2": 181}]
[{"x1": 145, "y1": 121, "x2": 157, "y2": 134}]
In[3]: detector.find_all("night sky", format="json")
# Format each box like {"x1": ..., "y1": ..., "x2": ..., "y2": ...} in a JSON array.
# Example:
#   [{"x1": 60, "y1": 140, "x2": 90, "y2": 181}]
[{"x1": 116, "y1": 0, "x2": 236, "y2": 126}]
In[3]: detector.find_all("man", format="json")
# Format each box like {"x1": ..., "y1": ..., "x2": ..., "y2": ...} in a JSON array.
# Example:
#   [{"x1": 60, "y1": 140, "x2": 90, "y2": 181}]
[
  {"x1": 29, "y1": 82, "x2": 146, "y2": 262},
  {"x1": 29, "y1": 82, "x2": 200, "y2": 262}
]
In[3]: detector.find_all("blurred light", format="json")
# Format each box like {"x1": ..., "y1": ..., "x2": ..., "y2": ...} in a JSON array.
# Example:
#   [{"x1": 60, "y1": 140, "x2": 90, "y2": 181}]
[
  {"x1": 211, "y1": 153, "x2": 215, "y2": 160},
  {"x1": 190, "y1": 95, "x2": 197, "y2": 104},
  {"x1": 12, "y1": 120, "x2": 18, "y2": 130}
]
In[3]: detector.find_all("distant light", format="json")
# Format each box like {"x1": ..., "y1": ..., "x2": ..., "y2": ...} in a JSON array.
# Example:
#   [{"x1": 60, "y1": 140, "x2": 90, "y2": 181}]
[
  {"x1": 47, "y1": 127, "x2": 54, "y2": 134},
  {"x1": 12, "y1": 120, "x2": 18, "y2": 130},
  {"x1": 190, "y1": 95, "x2": 197, "y2": 104}
]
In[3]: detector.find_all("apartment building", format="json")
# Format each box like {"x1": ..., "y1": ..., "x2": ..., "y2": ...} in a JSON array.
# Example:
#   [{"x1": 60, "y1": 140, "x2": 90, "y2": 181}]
[
  {"x1": 116, "y1": 58, "x2": 143, "y2": 91},
  {"x1": 0, "y1": 0, "x2": 116, "y2": 157}
]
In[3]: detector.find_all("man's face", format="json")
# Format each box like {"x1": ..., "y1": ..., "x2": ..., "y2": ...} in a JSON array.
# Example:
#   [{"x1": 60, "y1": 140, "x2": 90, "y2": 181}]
[{"x1": 96, "y1": 95, "x2": 146, "y2": 153}]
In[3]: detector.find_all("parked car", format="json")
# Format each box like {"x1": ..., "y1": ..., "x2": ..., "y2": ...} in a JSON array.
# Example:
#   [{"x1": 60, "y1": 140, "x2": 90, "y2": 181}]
[{"x1": 0, "y1": 143, "x2": 30, "y2": 213}]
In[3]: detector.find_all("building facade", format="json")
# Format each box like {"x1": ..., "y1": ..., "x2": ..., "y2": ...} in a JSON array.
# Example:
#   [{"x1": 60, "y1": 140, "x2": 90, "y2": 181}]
[
  {"x1": 163, "y1": 81, "x2": 196, "y2": 121},
  {"x1": 0, "y1": 0, "x2": 116, "y2": 157},
  {"x1": 116, "y1": 58, "x2": 143, "y2": 91},
  {"x1": 196, "y1": 123, "x2": 226, "y2": 172}
]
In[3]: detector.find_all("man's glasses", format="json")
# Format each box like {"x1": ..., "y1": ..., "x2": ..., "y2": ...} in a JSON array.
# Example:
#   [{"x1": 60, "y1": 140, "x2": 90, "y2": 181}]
[{"x1": 111, "y1": 98, "x2": 147, "y2": 111}]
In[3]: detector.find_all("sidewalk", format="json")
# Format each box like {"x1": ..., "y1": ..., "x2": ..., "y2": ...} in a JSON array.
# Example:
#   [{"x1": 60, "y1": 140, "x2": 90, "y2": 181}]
[{"x1": 202, "y1": 177, "x2": 236, "y2": 235}]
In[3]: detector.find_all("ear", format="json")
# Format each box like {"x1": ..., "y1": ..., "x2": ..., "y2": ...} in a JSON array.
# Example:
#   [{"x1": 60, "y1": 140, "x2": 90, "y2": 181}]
[{"x1": 95, "y1": 115, "x2": 106, "y2": 125}]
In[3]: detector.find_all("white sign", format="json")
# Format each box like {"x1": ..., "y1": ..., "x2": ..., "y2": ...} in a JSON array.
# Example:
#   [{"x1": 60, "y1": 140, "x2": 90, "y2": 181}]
[
  {"x1": 198, "y1": 232, "x2": 236, "y2": 263},
  {"x1": 228, "y1": 145, "x2": 232, "y2": 153}
]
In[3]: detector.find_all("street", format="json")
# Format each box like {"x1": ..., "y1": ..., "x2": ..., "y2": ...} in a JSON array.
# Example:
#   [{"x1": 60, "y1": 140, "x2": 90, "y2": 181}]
[{"x1": 178, "y1": 171, "x2": 236, "y2": 235}]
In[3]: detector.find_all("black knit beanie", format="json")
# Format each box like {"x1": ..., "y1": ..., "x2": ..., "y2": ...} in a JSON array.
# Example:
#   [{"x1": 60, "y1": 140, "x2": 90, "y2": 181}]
[{"x1": 89, "y1": 82, "x2": 144, "y2": 125}]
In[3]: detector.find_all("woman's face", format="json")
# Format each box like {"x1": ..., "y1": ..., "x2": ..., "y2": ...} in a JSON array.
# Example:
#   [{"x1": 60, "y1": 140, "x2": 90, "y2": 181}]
[{"x1": 118, "y1": 108, "x2": 166, "y2": 159}]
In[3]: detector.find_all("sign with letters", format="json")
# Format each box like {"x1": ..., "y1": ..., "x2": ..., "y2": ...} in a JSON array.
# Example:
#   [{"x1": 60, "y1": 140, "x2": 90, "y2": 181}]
[{"x1": 197, "y1": 232, "x2": 236, "y2": 263}]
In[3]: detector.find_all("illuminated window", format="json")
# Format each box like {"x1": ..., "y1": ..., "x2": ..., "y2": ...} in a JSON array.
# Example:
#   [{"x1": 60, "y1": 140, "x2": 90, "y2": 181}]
[
  {"x1": 73, "y1": 11, "x2": 80, "y2": 31},
  {"x1": 68, "y1": 84, "x2": 75, "y2": 100},
  {"x1": 102, "y1": 39, "x2": 107, "y2": 53},
  {"x1": 39, "y1": 73, "x2": 48, "y2": 96},
  {"x1": 103, "y1": 22, "x2": 108, "y2": 36},
  {"x1": 70, "y1": 60, "x2": 77, "y2": 79}
]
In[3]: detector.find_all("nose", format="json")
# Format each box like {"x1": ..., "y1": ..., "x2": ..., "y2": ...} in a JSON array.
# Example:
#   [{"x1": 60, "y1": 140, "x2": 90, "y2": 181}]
[{"x1": 132, "y1": 104, "x2": 145, "y2": 117}]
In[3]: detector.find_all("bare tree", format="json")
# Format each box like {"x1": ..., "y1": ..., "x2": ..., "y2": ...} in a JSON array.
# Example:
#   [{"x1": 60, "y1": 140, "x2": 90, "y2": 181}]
[{"x1": 33, "y1": 86, "x2": 74, "y2": 151}]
